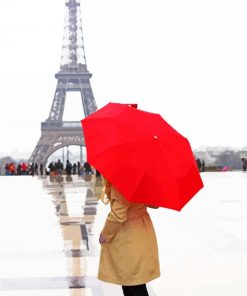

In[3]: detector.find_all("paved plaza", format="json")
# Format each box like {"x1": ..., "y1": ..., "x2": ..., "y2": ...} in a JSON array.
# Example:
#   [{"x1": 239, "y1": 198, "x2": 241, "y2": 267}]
[{"x1": 0, "y1": 172, "x2": 246, "y2": 295}]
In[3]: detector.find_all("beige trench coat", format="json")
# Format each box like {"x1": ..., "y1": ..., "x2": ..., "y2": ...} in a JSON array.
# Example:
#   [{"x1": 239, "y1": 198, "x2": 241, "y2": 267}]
[{"x1": 98, "y1": 185, "x2": 160, "y2": 286}]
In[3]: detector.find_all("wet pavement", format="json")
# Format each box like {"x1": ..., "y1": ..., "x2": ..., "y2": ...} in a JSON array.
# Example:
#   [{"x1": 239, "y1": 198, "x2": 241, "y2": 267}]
[{"x1": 0, "y1": 172, "x2": 247, "y2": 295}]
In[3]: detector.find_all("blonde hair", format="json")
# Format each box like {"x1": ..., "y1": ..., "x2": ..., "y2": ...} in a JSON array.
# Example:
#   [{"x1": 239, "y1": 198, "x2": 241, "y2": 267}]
[{"x1": 100, "y1": 177, "x2": 111, "y2": 205}]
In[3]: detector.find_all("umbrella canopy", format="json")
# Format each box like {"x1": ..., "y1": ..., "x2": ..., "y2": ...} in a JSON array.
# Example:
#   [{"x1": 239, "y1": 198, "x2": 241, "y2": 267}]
[{"x1": 81, "y1": 103, "x2": 203, "y2": 211}]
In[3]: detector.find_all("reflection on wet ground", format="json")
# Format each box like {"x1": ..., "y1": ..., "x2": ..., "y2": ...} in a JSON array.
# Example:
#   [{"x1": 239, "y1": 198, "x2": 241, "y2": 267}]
[
  {"x1": 0, "y1": 174, "x2": 104, "y2": 296},
  {"x1": 43, "y1": 174, "x2": 104, "y2": 295},
  {"x1": 0, "y1": 172, "x2": 247, "y2": 296}
]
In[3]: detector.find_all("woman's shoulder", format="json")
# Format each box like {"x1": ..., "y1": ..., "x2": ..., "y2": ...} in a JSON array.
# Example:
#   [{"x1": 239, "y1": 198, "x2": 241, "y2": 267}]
[{"x1": 111, "y1": 186, "x2": 130, "y2": 205}]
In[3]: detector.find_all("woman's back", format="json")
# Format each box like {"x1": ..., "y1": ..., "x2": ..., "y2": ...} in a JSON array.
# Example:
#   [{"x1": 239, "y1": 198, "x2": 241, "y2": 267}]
[{"x1": 98, "y1": 184, "x2": 160, "y2": 286}]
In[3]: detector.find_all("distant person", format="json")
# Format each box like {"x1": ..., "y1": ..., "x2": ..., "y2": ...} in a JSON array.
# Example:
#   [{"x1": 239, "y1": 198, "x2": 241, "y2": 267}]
[
  {"x1": 17, "y1": 163, "x2": 22, "y2": 175},
  {"x1": 9, "y1": 163, "x2": 16, "y2": 175},
  {"x1": 48, "y1": 161, "x2": 55, "y2": 176},
  {"x1": 39, "y1": 163, "x2": 44, "y2": 176},
  {"x1": 84, "y1": 162, "x2": 93, "y2": 174},
  {"x1": 8, "y1": 163, "x2": 14, "y2": 175},
  {"x1": 4, "y1": 163, "x2": 10, "y2": 175},
  {"x1": 72, "y1": 163, "x2": 77, "y2": 175},
  {"x1": 201, "y1": 160, "x2": 205, "y2": 172},
  {"x1": 34, "y1": 163, "x2": 38, "y2": 175},
  {"x1": 21, "y1": 162, "x2": 27, "y2": 175},
  {"x1": 241, "y1": 158, "x2": 247, "y2": 171},
  {"x1": 55, "y1": 159, "x2": 63, "y2": 175},
  {"x1": 30, "y1": 163, "x2": 35, "y2": 176},
  {"x1": 196, "y1": 158, "x2": 202, "y2": 171},
  {"x1": 65, "y1": 160, "x2": 72, "y2": 176}
]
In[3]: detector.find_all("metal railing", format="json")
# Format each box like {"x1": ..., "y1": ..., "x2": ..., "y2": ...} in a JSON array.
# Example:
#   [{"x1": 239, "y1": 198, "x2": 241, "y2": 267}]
[{"x1": 42, "y1": 121, "x2": 82, "y2": 129}]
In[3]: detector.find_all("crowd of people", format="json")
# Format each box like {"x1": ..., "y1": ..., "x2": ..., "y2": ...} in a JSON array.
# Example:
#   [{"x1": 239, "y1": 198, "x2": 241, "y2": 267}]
[
  {"x1": 47, "y1": 159, "x2": 97, "y2": 176},
  {"x1": 4, "y1": 162, "x2": 43, "y2": 176},
  {"x1": 3, "y1": 159, "x2": 99, "y2": 177}
]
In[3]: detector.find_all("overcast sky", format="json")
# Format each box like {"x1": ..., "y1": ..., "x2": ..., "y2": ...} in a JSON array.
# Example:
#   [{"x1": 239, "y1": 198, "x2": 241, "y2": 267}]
[{"x1": 1, "y1": 0, "x2": 247, "y2": 158}]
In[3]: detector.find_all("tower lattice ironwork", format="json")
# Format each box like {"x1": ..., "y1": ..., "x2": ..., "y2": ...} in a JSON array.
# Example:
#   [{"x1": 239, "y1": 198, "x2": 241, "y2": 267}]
[{"x1": 29, "y1": 0, "x2": 97, "y2": 164}]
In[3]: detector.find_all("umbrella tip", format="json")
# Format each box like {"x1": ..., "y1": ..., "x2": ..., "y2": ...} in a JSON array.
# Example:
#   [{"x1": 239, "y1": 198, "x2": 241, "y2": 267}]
[
  {"x1": 154, "y1": 135, "x2": 158, "y2": 139},
  {"x1": 127, "y1": 104, "x2": 138, "y2": 108}
]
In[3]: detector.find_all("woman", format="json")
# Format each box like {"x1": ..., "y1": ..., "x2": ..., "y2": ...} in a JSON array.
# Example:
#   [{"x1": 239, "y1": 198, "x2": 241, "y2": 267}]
[{"x1": 98, "y1": 178, "x2": 160, "y2": 296}]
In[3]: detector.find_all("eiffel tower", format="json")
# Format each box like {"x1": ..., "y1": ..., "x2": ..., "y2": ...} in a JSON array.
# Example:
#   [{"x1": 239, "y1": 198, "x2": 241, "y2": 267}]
[{"x1": 29, "y1": 0, "x2": 97, "y2": 165}]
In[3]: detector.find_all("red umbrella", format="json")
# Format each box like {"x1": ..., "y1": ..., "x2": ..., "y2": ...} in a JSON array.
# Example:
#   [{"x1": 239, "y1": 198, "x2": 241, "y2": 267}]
[{"x1": 81, "y1": 103, "x2": 203, "y2": 211}]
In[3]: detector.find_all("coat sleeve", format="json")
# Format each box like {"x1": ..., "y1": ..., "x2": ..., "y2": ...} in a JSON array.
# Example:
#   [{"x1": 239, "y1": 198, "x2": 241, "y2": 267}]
[{"x1": 101, "y1": 187, "x2": 129, "y2": 242}]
